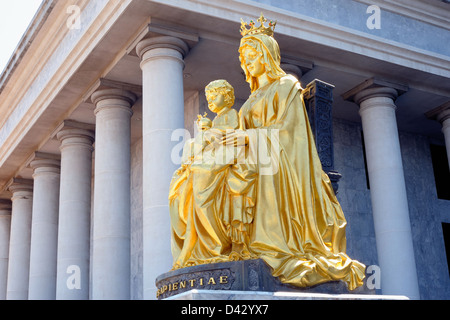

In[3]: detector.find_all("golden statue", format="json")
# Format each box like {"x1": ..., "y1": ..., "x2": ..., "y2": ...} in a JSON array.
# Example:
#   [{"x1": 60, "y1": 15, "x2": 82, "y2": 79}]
[{"x1": 169, "y1": 14, "x2": 366, "y2": 290}]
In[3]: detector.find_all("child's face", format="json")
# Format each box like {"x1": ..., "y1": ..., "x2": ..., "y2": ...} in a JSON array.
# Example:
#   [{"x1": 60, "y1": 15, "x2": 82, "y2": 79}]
[{"x1": 206, "y1": 90, "x2": 227, "y2": 113}]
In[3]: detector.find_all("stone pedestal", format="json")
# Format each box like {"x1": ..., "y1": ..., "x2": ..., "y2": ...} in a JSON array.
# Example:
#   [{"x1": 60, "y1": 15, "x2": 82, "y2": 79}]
[
  {"x1": 155, "y1": 259, "x2": 374, "y2": 300},
  {"x1": 168, "y1": 289, "x2": 408, "y2": 300}
]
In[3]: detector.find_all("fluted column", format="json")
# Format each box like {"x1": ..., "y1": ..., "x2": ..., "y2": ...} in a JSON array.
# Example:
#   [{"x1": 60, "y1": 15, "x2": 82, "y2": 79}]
[
  {"x1": 28, "y1": 157, "x2": 60, "y2": 300},
  {"x1": 56, "y1": 126, "x2": 94, "y2": 300},
  {"x1": 136, "y1": 36, "x2": 188, "y2": 300},
  {"x1": 436, "y1": 108, "x2": 450, "y2": 169},
  {"x1": 6, "y1": 179, "x2": 33, "y2": 300},
  {"x1": 354, "y1": 86, "x2": 420, "y2": 299},
  {"x1": 0, "y1": 200, "x2": 12, "y2": 300},
  {"x1": 91, "y1": 89, "x2": 136, "y2": 300}
]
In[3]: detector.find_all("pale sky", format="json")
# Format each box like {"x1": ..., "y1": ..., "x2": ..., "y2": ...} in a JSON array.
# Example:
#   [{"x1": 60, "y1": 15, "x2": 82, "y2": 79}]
[{"x1": 0, "y1": 0, "x2": 43, "y2": 73}]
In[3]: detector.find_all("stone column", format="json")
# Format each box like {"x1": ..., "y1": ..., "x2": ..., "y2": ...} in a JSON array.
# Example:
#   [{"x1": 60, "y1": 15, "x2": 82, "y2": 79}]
[
  {"x1": 354, "y1": 87, "x2": 420, "y2": 299},
  {"x1": 91, "y1": 88, "x2": 136, "y2": 300},
  {"x1": 136, "y1": 36, "x2": 188, "y2": 300},
  {"x1": 280, "y1": 63, "x2": 302, "y2": 80},
  {"x1": 6, "y1": 179, "x2": 33, "y2": 300},
  {"x1": 28, "y1": 156, "x2": 60, "y2": 300},
  {"x1": 0, "y1": 200, "x2": 12, "y2": 300},
  {"x1": 436, "y1": 108, "x2": 450, "y2": 169},
  {"x1": 56, "y1": 125, "x2": 94, "y2": 300}
]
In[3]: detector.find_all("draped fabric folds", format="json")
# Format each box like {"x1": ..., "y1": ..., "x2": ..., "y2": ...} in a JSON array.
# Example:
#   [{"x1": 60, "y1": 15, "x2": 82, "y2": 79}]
[{"x1": 169, "y1": 33, "x2": 366, "y2": 291}]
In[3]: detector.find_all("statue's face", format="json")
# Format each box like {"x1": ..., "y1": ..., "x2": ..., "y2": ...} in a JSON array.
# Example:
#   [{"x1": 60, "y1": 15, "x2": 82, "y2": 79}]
[
  {"x1": 206, "y1": 90, "x2": 226, "y2": 113},
  {"x1": 242, "y1": 46, "x2": 265, "y2": 78}
]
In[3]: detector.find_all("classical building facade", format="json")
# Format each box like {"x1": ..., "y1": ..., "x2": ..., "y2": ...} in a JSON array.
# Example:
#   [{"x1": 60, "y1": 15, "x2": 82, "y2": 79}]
[{"x1": 0, "y1": 0, "x2": 449, "y2": 300}]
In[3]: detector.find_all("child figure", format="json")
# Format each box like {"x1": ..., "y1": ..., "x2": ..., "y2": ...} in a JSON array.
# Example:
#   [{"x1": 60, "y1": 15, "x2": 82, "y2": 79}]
[
  {"x1": 204, "y1": 79, "x2": 239, "y2": 131},
  {"x1": 182, "y1": 79, "x2": 239, "y2": 165},
  {"x1": 203, "y1": 80, "x2": 254, "y2": 261},
  {"x1": 181, "y1": 80, "x2": 253, "y2": 260},
  {"x1": 201, "y1": 79, "x2": 241, "y2": 166}
]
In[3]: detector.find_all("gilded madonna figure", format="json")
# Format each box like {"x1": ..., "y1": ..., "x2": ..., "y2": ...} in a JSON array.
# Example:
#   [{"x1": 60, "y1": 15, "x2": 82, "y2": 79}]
[{"x1": 169, "y1": 14, "x2": 366, "y2": 290}]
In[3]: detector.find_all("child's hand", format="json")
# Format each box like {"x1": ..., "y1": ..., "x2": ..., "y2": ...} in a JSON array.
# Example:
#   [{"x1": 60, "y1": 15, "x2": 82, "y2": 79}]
[{"x1": 196, "y1": 113, "x2": 212, "y2": 131}]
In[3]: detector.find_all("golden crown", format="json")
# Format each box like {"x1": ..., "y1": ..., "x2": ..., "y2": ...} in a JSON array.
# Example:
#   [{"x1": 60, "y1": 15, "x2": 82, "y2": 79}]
[{"x1": 240, "y1": 13, "x2": 277, "y2": 37}]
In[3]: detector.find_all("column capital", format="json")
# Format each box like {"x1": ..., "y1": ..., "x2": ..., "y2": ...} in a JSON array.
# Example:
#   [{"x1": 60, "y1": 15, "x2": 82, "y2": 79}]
[
  {"x1": 56, "y1": 120, "x2": 95, "y2": 139},
  {"x1": 353, "y1": 87, "x2": 399, "y2": 117},
  {"x1": 7, "y1": 178, "x2": 33, "y2": 195},
  {"x1": 425, "y1": 101, "x2": 450, "y2": 127},
  {"x1": 435, "y1": 104, "x2": 450, "y2": 125},
  {"x1": 28, "y1": 153, "x2": 60, "y2": 178},
  {"x1": 342, "y1": 78, "x2": 407, "y2": 106},
  {"x1": 91, "y1": 88, "x2": 137, "y2": 116},
  {"x1": 30, "y1": 159, "x2": 61, "y2": 177},
  {"x1": 57, "y1": 124, "x2": 95, "y2": 152},
  {"x1": 57, "y1": 127, "x2": 95, "y2": 144},
  {"x1": 280, "y1": 56, "x2": 313, "y2": 80},
  {"x1": 438, "y1": 108, "x2": 450, "y2": 129},
  {"x1": 354, "y1": 86, "x2": 399, "y2": 105},
  {"x1": 136, "y1": 36, "x2": 189, "y2": 67},
  {"x1": 280, "y1": 63, "x2": 302, "y2": 80}
]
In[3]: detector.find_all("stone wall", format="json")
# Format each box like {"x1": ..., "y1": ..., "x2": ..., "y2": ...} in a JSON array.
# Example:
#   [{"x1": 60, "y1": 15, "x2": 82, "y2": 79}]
[
  {"x1": 399, "y1": 131, "x2": 450, "y2": 300},
  {"x1": 333, "y1": 117, "x2": 450, "y2": 299},
  {"x1": 332, "y1": 119, "x2": 378, "y2": 270}
]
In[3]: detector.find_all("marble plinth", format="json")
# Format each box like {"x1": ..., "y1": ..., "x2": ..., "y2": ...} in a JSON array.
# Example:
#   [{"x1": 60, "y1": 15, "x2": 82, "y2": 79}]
[
  {"x1": 155, "y1": 259, "x2": 375, "y2": 300},
  {"x1": 167, "y1": 289, "x2": 409, "y2": 300}
]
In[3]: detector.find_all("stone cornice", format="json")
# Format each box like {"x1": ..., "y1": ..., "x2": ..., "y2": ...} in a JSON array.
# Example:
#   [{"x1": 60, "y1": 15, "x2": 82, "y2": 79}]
[
  {"x1": 0, "y1": 0, "x2": 133, "y2": 192},
  {"x1": 0, "y1": 0, "x2": 57, "y2": 94},
  {"x1": 355, "y1": 0, "x2": 450, "y2": 31},
  {"x1": 157, "y1": 0, "x2": 450, "y2": 79},
  {"x1": 0, "y1": 0, "x2": 89, "y2": 131}
]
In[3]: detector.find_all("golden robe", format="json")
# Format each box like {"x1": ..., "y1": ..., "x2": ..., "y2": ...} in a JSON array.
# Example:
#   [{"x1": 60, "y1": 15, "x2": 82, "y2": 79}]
[{"x1": 169, "y1": 74, "x2": 366, "y2": 290}]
